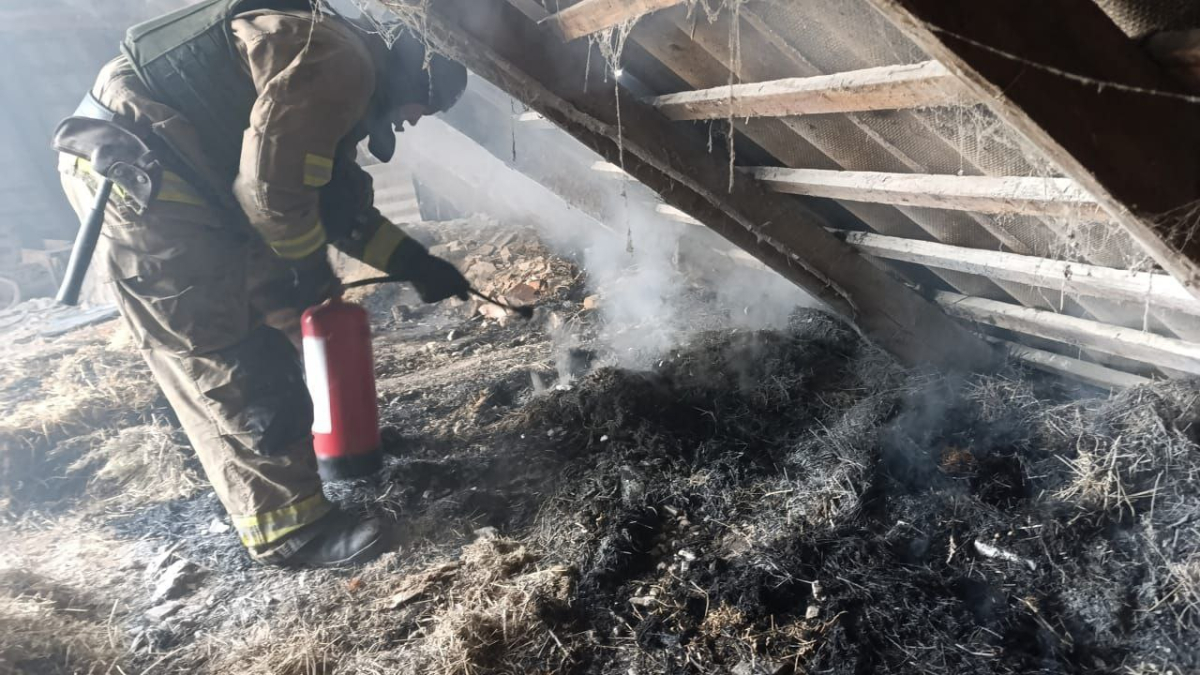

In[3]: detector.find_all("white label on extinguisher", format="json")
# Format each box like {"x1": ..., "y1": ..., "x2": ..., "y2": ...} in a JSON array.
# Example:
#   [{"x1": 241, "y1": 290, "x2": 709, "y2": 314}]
[{"x1": 302, "y1": 336, "x2": 333, "y2": 434}]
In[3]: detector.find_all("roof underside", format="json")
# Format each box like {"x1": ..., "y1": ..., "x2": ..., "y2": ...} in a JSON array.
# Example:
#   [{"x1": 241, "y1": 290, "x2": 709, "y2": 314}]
[
  {"x1": 3, "y1": 0, "x2": 1198, "y2": 389},
  {"x1": 376, "y1": 0, "x2": 1200, "y2": 389}
]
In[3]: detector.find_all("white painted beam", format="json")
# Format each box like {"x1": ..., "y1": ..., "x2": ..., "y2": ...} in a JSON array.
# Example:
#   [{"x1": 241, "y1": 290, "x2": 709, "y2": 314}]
[
  {"x1": 997, "y1": 339, "x2": 1151, "y2": 390},
  {"x1": 517, "y1": 111, "x2": 556, "y2": 130},
  {"x1": 752, "y1": 168, "x2": 1112, "y2": 223},
  {"x1": 863, "y1": 0, "x2": 1200, "y2": 301},
  {"x1": 591, "y1": 160, "x2": 633, "y2": 179},
  {"x1": 649, "y1": 61, "x2": 966, "y2": 120},
  {"x1": 656, "y1": 203, "x2": 700, "y2": 225},
  {"x1": 553, "y1": 0, "x2": 686, "y2": 40},
  {"x1": 936, "y1": 291, "x2": 1200, "y2": 375},
  {"x1": 836, "y1": 229, "x2": 1200, "y2": 315}
]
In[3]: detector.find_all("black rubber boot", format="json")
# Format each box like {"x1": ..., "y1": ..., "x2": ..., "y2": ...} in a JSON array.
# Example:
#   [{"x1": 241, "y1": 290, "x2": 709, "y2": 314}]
[{"x1": 278, "y1": 509, "x2": 387, "y2": 568}]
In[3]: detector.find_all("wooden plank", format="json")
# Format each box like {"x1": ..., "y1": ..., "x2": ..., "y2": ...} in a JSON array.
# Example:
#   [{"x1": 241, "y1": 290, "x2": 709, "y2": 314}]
[
  {"x1": 732, "y1": 4, "x2": 1200, "y2": 355},
  {"x1": 591, "y1": 160, "x2": 633, "y2": 179},
  {"x1": 396, "y1": 0, "x2": 1000, "y2": 371},
  {"x1": 996, "y1": 339, "x2": 1151, "y2": 390},
  {"x1": 837, "y1": 229, "x2": 1200, "y2": 315},
  {"x1": 752, "y1": 168, "x2": 1112, "y2": 222},
  {"x1": 631, "y1": 13, "x2": 1038, "y2": 303},
  {"x1": 865, "y1": 0, "x2": 1200, "y2": 300},
  {"x1": 650, "y1": 5, "x2": 1200, "y2": 379},
  {"x1": 937, "y1": 291, "x2": 1200, "y2": 375},
  {"x1": 553, "y1": 0, "x2": 686, "y2": 40},
  {"x1": 649, "y1": 61, "x2": 967, "y2": 120},
  {"x1": 656, "y1": 204, "x2": 701, "y2": 225},
  {"x1": 506, "y1": 0, "x2": 551, "y2": 22},
  {"x1": 516, "y1": 111, "x2": 556, "y2": 129}
]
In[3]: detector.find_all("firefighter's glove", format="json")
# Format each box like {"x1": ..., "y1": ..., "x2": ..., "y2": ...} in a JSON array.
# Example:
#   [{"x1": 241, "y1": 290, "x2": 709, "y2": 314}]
[
  {"x1": 265, "y1": 251, "x2": 340, "y2": 312},
  {"x1": 387, "y1": 238, "x2": 470, "y2": 303},
  {"x1": 409, "y1": 255, "x2": 470, "y2": 303}
]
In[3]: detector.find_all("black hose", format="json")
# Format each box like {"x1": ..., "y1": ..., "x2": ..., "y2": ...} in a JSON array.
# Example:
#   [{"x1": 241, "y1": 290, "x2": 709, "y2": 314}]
[{"x1": 341, "y1": 275, "x2": 535, "y2": 320}]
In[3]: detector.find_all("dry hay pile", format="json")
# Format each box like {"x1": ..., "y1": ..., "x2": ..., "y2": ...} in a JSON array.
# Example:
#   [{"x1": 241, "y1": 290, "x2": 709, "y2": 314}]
[
  {"x1": 185, "y1": 534, "x2": 574, "y2": 675},
  {"x1": 342, "y1": 217, "x2": 583, "y2": 328},
  {"x1": 425, "y1": 218, "x2": 583, "y2": 323},
  {"x1": 0, "y1": 326, "x2": 183, "y2": 515},
  {"x1": 461, "y1": 310, "x2": 1200, "y2": 674},
  {"x1": 2, "y1": 302, "x2": 1198, "y2": 675},
  {"x1": 71, "y1": 309, "x2": 1199, "y2": 675},
  {"x1": 0, "y1": 325, "x2": 204, "y2": 675},
  {"x1": 0, "y1": 569, "x2": 123, "y2": 675}
]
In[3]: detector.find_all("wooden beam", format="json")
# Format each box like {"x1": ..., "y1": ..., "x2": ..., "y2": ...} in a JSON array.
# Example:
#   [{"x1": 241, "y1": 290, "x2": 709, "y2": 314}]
[
  {"x1": 864, "y1": 0, "x2": 1200, "y2": 300},
  {"x1": 629, "y1": 14, "x2": 1057, "y2": 309},
  {"x1": 506, "y1": 0, "x2": 551, "y2": 22},
  {"x1": 590, "y1": 160, "x2": 633, "y2": 179},
  {"x1": 645, "y1": 5, "x2": 1200, "y2": 374},
  {"x1": 726, "y1": 4, "x2": 1200, "y2": 352},
  {"x1": 752, "y1": 168, "x2": 1112, "y2": 222},
  {"x1": 837, "y1": 229, "x2": 1200, "y2": 315},
  {"x1": 391, "y1": 0, "x2": 1000, "y2": 371},
  {"x1": 936, "y1": 291, "x2": 1200, "y2": 375},
  {"x1": 553, "y1": 0, "x2": 686, "y2": 40},
  {"x1": 516, "y1": 110, "x2": 555, "y2": 129},
  {"x1": 997, "y1": 339, "x2": 1151, "y2": 390},
  {"x1": 656, "y1": 204, "x2": 701, "y2": 225},
  {"x1": 649, "y1": 61, "x2": 967, "y2": 120}
]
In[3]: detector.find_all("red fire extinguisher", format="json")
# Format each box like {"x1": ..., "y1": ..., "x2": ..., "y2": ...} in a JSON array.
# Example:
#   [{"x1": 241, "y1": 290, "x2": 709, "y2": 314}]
[{"x1": 301, "y1": 296, "x2": 383, "y2": 481}]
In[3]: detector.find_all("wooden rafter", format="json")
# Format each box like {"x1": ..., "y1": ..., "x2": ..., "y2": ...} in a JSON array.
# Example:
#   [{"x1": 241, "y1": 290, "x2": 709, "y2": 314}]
[
  {"x1": 752, "y1": 168, "x2": 1111, "y2": 222},
  {"x1": 591, "y1": 160, "x2": 633, "y2": 178},
  {"x1": 864, "y1": 0, "x2": 1200, "y2": 299},
  {"x1": 649, "y1": 61, "x2": 967, "y2": 120},
  {"x1": 629, "y1": 12, "x2": 1060, "y2": 311},
  {"x1": 997, "y1": 339, "x2": 1151, "y2": 390},
  {"x1": 506, "y1": 0, "x2": 551, "y2": 22},
  {"x1": 726, "y1": 4, "x2": 1200, "y2": 353},
  {"x1": 630, "y1": 7, "x2": 1165, "y2": 381},
  {"x1": 396, "y1": 0, "x2": 1000, "y2": 371},
  {"x1": 837, "y1": 230, "x2": 1200, "y2": 315},
  {"x1": 553, "y1": 0, "x2": 686, "y2": 40},
  {"x1": 657, "y1": 204, "x2": 701, "y2": 225},
  {"x1": 516, "y1": 111, "x2": 554, "y2": 129},
  {"x1": 937, "y1": 292, "x2": 1200, "y2": 375}
]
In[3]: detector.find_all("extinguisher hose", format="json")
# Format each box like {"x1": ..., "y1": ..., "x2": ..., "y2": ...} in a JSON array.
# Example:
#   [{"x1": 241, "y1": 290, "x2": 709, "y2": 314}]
[{"x1": 340, "y1": 275, "x2": 536, "y2": 320}]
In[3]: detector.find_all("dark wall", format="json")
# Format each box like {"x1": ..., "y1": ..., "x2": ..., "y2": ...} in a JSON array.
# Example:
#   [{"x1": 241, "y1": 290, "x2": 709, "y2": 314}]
[{"x1": 0, "y1": 1, "x2": 183, "y2": 245}]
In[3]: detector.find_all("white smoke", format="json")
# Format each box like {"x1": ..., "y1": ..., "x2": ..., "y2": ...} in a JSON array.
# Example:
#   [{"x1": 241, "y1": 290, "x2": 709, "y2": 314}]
[{"x1": 386, "y1": 80, "x2": 817, "y2": 366}]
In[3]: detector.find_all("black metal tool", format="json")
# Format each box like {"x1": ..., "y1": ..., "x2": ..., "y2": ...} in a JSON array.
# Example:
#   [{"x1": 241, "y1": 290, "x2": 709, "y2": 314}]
[
  {"x1": 340, "y1": 275, "x2": 536, "y2": 320},
  {"x1": 56, "y1": 177, "x2": 113, "y2": 306}
]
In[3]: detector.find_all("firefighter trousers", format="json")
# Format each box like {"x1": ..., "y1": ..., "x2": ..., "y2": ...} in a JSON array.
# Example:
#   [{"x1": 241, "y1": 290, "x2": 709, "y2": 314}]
[{"x1": 59, "y1": 156, "x2": 330, "y2": 561}]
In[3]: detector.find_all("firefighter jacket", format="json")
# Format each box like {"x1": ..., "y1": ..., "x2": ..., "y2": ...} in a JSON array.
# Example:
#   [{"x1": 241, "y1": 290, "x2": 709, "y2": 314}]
[{"x1": 100, "y1": 0, "x2": 413, "y2": 268}]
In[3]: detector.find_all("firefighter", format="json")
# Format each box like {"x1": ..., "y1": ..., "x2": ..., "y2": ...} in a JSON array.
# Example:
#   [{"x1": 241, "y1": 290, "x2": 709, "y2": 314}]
[{"x1": 56, "y1": 0, "x2": 470, "y2": 567}]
